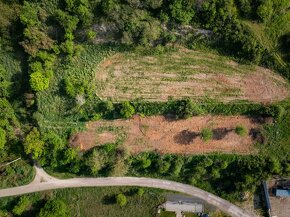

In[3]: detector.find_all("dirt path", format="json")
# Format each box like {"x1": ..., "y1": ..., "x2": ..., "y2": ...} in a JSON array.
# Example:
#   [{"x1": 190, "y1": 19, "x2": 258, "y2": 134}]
[{"x1": 0, "y1": 166, "x2": 253, "y2": 217}]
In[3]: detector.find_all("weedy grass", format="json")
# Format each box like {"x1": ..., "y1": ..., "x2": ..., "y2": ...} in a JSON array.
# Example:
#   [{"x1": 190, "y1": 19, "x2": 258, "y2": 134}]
[
  {"x1": 36, "y1": 44, "x2": 125, "y2": 136},
  {"x1": 0, "y1": 187, "x2": 167, "y2": 217},
  {"x1": 94, "y1": 46, "x2": 287, "y2": 102},
  {"x1": 0, "y1": 156, "x2": 35, "y2": 189}
]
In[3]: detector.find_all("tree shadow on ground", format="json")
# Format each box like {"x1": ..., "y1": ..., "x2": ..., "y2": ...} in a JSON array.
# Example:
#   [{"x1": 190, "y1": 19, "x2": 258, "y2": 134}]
[
  {"x1": 249, "y1": 128, "x2": 264, "y2": 143},
  {"x1": 174, "y1": 130, "x2": 199, "y2": 145},
  {"x1": 163, "y1": 114, "x2": 178, "y2": 122},
  {"x1": 212, "y1": 128, "x2": 232, "y2": 140},
  {"x1": 102, "y1": 195, "x2": 116, "y2": 205},
  {"x1": 250, "y1": 116, "x2": 272, "y2": 124}
]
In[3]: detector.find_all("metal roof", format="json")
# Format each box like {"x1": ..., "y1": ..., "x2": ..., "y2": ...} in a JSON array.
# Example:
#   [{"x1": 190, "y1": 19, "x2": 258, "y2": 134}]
[
  {"x1": 162, "y1": 201, "x2": 204, "y2": 213},
  {"x1": 160, "y1": 201, "x2": 204, "y2": 217},
  {"x1": 275, "y1": 189, "x2": 290, "y2": 197}
]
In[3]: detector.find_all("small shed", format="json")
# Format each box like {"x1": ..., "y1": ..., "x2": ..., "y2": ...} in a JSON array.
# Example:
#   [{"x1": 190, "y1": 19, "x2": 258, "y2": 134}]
[{"x1": 159, "y1": 201, "x2": 203, "y2": 217}]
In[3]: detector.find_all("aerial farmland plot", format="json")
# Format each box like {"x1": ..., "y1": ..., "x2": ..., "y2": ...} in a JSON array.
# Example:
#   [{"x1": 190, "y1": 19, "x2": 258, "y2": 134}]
[
  {"x1": 70, "y1": 115, "x2": 269, "y2": 155},
  {"x1": 95, "y1": 47, "x2": 289, "y2": 103}
]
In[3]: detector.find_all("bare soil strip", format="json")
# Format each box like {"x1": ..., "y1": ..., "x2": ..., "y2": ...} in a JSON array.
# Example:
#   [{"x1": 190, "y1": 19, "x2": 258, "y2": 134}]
[{"x1": 70, "y1": 115, "x2": 267, "y2": 154}]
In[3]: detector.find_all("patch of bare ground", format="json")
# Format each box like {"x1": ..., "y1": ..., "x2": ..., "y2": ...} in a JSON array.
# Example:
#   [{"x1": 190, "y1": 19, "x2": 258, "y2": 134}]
[
  {"x1": 95, "y1": 49, "x2": 290, "y2": 103},
  {"x1": 242, "y1": 68, "x2": 290, "y2": 103},
  {"x1": 70, "y1": 115, "x2": 266, "y2": 154}
]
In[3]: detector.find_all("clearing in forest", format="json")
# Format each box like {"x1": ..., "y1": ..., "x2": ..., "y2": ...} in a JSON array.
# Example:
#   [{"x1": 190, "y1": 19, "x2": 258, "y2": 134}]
[
  {"x1": 70, "y1": 115, "x2": 268, "y2": 154},
  {"x1": 95, "y1": 48, "x2": 290, "y2": 103}
]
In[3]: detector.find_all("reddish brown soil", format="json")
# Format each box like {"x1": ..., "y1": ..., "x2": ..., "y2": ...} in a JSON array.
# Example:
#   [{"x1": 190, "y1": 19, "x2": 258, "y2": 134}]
[{"x1": 70, "y1": 115, "x2": 266, "y2": 154}]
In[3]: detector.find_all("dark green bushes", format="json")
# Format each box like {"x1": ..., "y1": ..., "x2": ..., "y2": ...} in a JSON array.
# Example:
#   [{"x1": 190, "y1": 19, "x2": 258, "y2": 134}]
[
  {"x1": 173, "y1": 99, "x2": 204, "y2": 119},
  {"x1": 12, "y1": 196, "x2": 31, "y2": 216},
  {"x1": 127, "y1": 153, "x2": 290, "y2": 201},
  {"x1": 90, "y1": 99, "x2": 283, "y2": 121},
  {"x1": 39, "y1": 199, "x2": 70, "y2": 217},
  {"x1": 120, "y1": 101, "x2": 135, "y2": 119}
]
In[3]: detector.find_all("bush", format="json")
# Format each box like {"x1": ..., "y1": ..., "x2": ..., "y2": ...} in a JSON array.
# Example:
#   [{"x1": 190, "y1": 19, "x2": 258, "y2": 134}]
[
  {"x1": 235, "y1": 125, "x2": 248, "y2": 137},
  {"x1": 24, "y1": 128, "x2": 45, "y2": 159},
  {"x1": 158, "y1": 159, "x2": 171, "y2": 174},
  {"x1": 20, "y1": 2, "x2": 39, "y2": 26},
  {"x1": 87, "y1": 30, "x2": 96, "y2": 40},
  {"x1": 120, "y1": 101, "x2": 135, "y2": 118},
  {"x1": 257, "y1": 0, "x2": 273, "y2": 22},
  {"x1": 61, "y1": 40, "x2": 74, "y2": 55},
  {"x1": 0, "y1": 127, "x2": 6, "y2": 149},
  {"x1": 84, "y1": 149, "x2": 107, "y2": 175},
  {"x1": 172, "y1": 157, "x2": 184, "y2": 177},
  {"x1": 92, "y1": 113, "x2": 102, "y2": 120},
  {"x1": 201, "y1": 128, "x2": 213, "y2": 142},
  {"x1": 169, "y1": 0, "x2": 196, "y2": 24},
  {"x1": 64, "y1": 78, "x2": 92, "y2": 99},
  {"x1": 109, "y1": 157, "x2": 128, "y2": 176},
  {"x1": 29, "y1": 72, "x2": 50, "y2": 91},
  {"x1": 116, "y1": 193, "x2": 127, "y2": 207},
  {"x1": 137, "y1": 188, "x2": 145, "y2": 197},
  {"x1": 174, "y1": 99, "x2": 204, "y2": 119},
  {"x1": 12, "y1": 196, "x2": 31, "y2": 216},
  {"x1": 39, "y1": 199, "x2": 70, "y2": 217}
]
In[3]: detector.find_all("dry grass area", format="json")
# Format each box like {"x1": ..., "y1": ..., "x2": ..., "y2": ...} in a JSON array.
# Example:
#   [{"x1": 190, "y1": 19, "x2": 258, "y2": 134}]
[
  {"x1": 95, "y1": 48, "x2": 290, "y2": 103},
  {"x1": 70, "y1": 115, "x2": 267, "y2": 154}
]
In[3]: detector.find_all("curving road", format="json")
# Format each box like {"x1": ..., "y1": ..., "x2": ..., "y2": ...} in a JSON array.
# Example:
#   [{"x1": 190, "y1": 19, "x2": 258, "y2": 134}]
[{"x1": 0, "y1": 166, "x2": 252, "y2": 217}]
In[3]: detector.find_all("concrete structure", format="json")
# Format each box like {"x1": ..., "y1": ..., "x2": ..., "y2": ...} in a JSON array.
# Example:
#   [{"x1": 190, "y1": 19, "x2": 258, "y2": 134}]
[{"x1": 159, "y1": 201, "x2": 203, "y2": 217}]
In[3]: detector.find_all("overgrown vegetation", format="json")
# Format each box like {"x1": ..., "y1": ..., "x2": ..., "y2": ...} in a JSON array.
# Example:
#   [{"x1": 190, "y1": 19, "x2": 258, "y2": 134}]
[
  {"x1": 235, "y1": 125, "x2": 248, "y2": 137},
  {"x1": 0, "y1": 37, "x2": 34, "y2": 188},
  {"x1": 0, "y1": 187, "x2": 166, "y2": 217},
  {"x1": 201, "y1": 128, "x2": 213, "y2": 142}
]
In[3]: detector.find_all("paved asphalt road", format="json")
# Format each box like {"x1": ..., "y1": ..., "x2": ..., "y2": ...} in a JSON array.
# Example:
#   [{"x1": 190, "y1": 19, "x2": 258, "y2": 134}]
[{"x1": 0, "y1": 166, "x2": 253, "y2": 217}]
